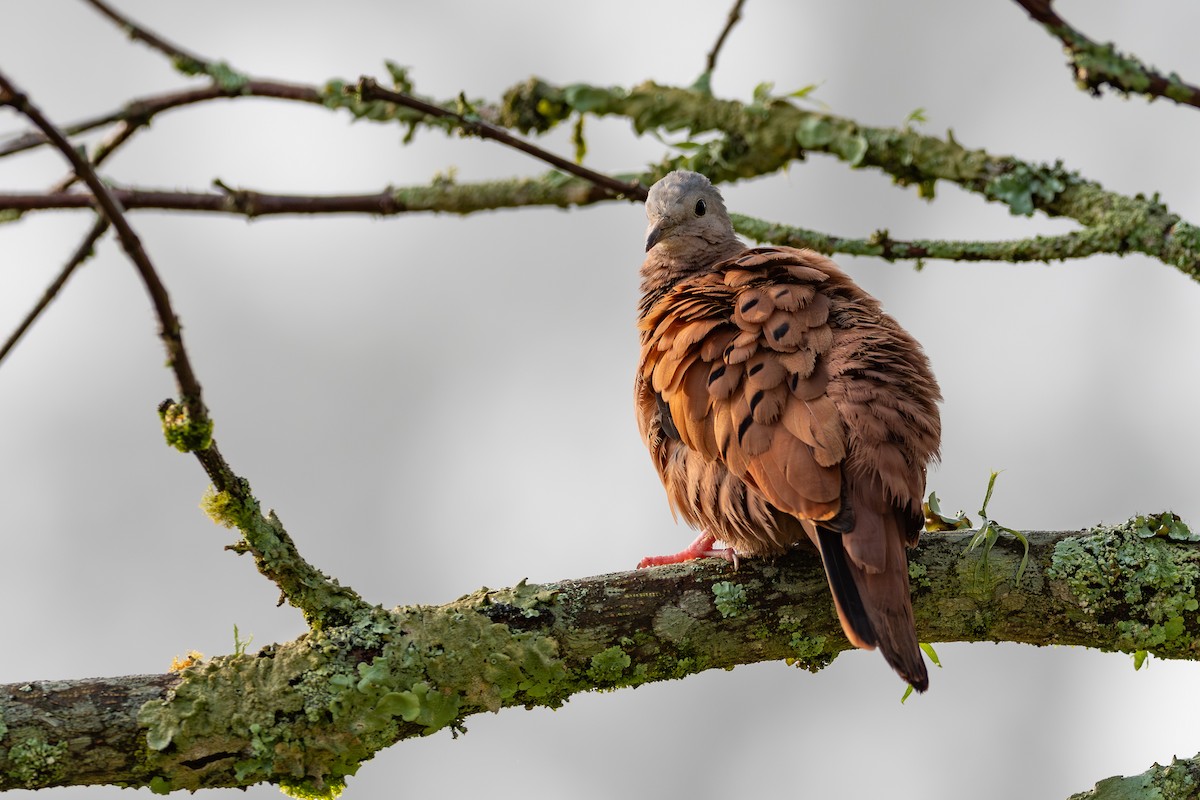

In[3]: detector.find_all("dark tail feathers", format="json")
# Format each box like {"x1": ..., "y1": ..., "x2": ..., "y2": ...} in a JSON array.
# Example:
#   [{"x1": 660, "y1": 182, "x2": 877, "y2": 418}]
[{"x1": 817, "y1": 526, "x2": 929, "y2": 692}]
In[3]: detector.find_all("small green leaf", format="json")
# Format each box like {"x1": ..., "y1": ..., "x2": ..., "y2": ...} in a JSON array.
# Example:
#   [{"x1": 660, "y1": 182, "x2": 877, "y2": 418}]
[
  {"x1": 787, "y1": 83, "x2": 821, "y2": 99},
  {"x1": 1132, "y1": 650, "x2": 1149, "y2": 670},
  {"x1": 918, "y1": 642, "x2": 942, "y2": 668},
  {"x1": 979, "y1": 470, "x2": 1002, "y2": 517},
  {"x1": 384, "y1": 61, "x2": 413, "y2": 93},
  {"x1": 905, "y1": 107, "x2": 928, "y2": 126},
  {"x1": 752, "y1": 81, "x2": 775, "y2": 104},
  {"x1": 900, "y1": 684, "x2": 914, "y2": 704}
]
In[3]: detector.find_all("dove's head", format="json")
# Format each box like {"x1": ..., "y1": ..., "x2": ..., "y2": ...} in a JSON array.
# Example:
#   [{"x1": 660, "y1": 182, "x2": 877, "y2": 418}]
[{"x1": 644, "y1": 170, "x2": 739, "y2": 254}]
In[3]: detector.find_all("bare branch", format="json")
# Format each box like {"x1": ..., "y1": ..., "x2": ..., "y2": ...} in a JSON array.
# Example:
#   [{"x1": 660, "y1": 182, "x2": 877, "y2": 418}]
[
  {"x1": 356, "y1": 77, "x2": 647, "y2": 201},
  {"x1": 1012, "y1": 0, "x2": 1200, "y2": 109},
  {"x1": 0, "y1": 69, "x2": 209, "y2": 429},
  {"x1": 0, "y1": 173, "x2": 619, "y2": 217},
  {"x1": 0, "y1": 216, "x2": 109, "y2": 366},
  {"x1": 705, "y1": 0, "x2": 748, "y2": 77},
  {"x1": 0, "y1": 81, "x2": 323, "y2": 159},
  {"x1": 82, "y1": 0, "x2": 213, "y2": 71},
  {"x1": 0, "y1": 72, "x2": 369, "y2": 629}
]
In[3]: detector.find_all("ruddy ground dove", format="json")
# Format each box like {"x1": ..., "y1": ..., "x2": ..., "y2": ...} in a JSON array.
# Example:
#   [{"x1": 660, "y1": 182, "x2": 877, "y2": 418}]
[{"x1": 635, "y1": 171, "x2": 941, "y2": 691}]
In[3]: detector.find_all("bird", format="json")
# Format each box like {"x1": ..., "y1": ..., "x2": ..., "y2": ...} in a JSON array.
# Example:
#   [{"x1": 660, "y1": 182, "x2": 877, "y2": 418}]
[{"x1": 634, "y1": 170, "x2": 941, "y2": 691}]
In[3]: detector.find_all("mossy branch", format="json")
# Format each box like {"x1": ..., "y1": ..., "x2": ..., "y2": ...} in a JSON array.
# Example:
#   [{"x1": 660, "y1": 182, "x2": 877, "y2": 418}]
[
  {"x1": 2, "y1": 522, "x2": 1198, "y2": 797},
  {"x1": 4, "y1": 76, "x2": 1199, "y2": 280},
  {"x1": 1069, "y1": 756, "x2": 1200, "y2": 800},
  {"x1": 1012, "y1": 0, "x2": 1200, "y2": 111},
  {"x1": 497, "y1": 79, "x2": 1200, "y2": 280},
  {"x1": 729, "y1": 213, "x2": 1124, "y2": 266}
]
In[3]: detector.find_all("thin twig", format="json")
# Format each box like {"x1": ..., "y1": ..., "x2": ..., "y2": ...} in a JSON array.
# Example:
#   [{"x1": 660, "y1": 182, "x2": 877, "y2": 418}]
[
  {"x1": 0, "y1": 69, "x2": 370, "y2": 628},
  {"x1": 0, "y1": 69, "x2": 210, "y2": 444},
  {"x1": 0, "y1": 216, "x2": 109, "y2": 366},
  {"x1": 730, "y1": 213, "x2": 1125, "y2": 264},
  {"x1": 705, "y1": 0, "x2": 748, "y2": 76},
  {"x1": 0, "y1": 179, "x2": 1132, "y2": 267},
  {"x1": 357, "y1": 78, "x2": 648, "y2": 201},
  {"x1": 82, "y1": 0, "x2": 212, "y2": 70},
  {"x1": 0, "y1": 81, "x2": 322, "y2": 159},
  {"x1": 48, "y1": 120, "x2": 136, "y2": 193},
  {"x1": 1012, "y1": 0, "x2": 1200, "y2": 110}
]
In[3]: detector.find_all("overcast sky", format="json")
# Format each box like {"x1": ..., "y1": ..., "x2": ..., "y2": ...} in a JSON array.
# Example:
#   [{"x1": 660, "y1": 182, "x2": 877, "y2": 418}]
[{"x1": 3, "y1": 2, "x2": 1200, "y2": 799}]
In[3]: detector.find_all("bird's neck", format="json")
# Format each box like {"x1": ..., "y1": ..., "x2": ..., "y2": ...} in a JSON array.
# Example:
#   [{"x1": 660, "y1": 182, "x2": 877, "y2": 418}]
[{"x1": 639, "y1": 235, "x2": 745, "y2": 298}]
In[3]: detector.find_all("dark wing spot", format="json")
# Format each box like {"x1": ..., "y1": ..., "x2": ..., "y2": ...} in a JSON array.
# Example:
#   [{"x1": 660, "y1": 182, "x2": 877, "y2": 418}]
[
  {"x1": 655, "y1": 393, "x2": 681, "y2": 442},
  {"x1": 748, "y1": 362, "x2": 764, "y2": 376},
  {"x1": 740, "y1": 297, "x2": 759, "y2": 313},
  {"x1": 771, "y1": 321, "x2": 791, "y2": 341},
  {"x1": 736, "y1": 414, "x2": 755, "y2": 445},
  {"x1": 707, "y1": 364, "x2": 727, "y2": 385},
  {"x1": 748, "y1": 389, "x2": 765, "y2": 414}
]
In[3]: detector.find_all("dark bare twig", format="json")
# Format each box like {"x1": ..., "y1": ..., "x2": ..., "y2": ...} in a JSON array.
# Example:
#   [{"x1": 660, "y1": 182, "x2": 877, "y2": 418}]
[
  {"x1": 0, "y1": 181, "x2": 1124, "y2": 267},
  {"x1": 0, "y1": 70, "x2": 371, "y2": 628},
  {"x1": 82, "y1": 0, "x2": 212, "y2": 71},
  {"x1": 0, "y1": 81, "x2": 323, "y2": 159},
  {"x1": 0, "y1": 68, "x2": 210, "y2": 432},
  {"x1": 356, "y1": 78, "x2": 648, "y2": 201},
  {"x1": 1012, "y1": 0, "x2": 1200, "y2": 109},
  {"x1": 0, "y1": 216, "x2": 109, "y2": 366},
  {"x1": 705, "y1": 0, "x2": 748, "y2": 76},
  {"x1": 48, "y1": 120, "x2": 136, "y2": 193}
]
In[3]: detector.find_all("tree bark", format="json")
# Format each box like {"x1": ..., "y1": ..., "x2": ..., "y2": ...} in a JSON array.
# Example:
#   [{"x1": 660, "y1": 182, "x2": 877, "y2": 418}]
[{"x1": 2, "y1": 522, "x2": 1197, "y2": 796}]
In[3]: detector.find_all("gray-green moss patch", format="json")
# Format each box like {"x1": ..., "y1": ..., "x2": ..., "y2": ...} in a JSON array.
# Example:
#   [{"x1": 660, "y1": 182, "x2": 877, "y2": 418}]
[
  {"x1": 711, "y1": 582, "x2": 748, "y2": 618},
  {"x1": 1047, "y1": 515, "x2": 1200, "y2": 657},
  {"x1": 6, "y1": 736, "x2": 67, "y2": 788}
]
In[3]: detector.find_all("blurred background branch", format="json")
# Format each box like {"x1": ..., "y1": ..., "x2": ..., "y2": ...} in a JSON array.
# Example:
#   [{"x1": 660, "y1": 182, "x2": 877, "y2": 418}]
[{"x1": 1012, "y1": 0, "x2": 1200, "y2": 109}]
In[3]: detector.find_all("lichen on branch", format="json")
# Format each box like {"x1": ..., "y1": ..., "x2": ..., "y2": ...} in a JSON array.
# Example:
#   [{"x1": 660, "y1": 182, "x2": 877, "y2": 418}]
[{"x1": 2, "y1": 520, "x2": 1199, "y2": 796}]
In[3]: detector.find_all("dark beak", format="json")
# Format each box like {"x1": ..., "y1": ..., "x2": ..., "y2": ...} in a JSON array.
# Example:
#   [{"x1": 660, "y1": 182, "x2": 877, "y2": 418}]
[{"x1": 645, "y1": 224, "x2": 663, "y2": 252}]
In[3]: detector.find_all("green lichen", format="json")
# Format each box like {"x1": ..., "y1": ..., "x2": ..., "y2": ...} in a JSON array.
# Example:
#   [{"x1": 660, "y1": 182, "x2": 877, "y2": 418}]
[
  {"x1": 147, "y1": 776, "x2": 173, "y2": 795},
  {"x1": 1130, "y1": 513, "x2": 1197, "y2": 542},
  {"x1": 1071, "y1": 40, "x2": 1152, "y2": 96},
  {"x1": 711, "y1": 581, "x2": 748, "y2": 618},
  {"x1": 158, "y1": 399, "x2": 213, "y2": 452},
  {"x1": 908, "y1": 561, "x2": 931, "y2": 590},
  {"x1": 1070, "y1": 755, "x2": 1200, "y2": 800},
  {"x1": 200, "y1": 486, "x2": 257, "y2": 530},
  {"x1": 587, "y1": 646, "x2": 632, "y2": 684},
  {"x1": 6, "y1": 736, "x2": 67, "y2": 788},
  {"x1": 984, "y1": 162, "x2": 1070, "y2": 216},
  {"x1": 1048, "y1": 515, "x2": 1200, "y2": 657},
  {"x1": 279, "y1": 774, "x2": 348, "y2": 800},
  {"x1": 787, "y1": 634, "x2": 835, "y2": 673},
  {"x1": 137, "y1": 595, "x2": 572, "y2": 794}
]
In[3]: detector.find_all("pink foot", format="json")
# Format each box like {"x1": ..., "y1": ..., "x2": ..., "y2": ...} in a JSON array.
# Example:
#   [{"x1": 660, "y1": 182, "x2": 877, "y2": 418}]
[{"x1": 637, "y1": 531, "x2": 739, "y2": 570}]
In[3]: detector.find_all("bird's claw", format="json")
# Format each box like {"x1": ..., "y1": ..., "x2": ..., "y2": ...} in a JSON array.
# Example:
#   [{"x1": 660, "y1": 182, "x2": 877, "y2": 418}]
[{"x1": 637, "y1": 531, "x2": 739, "y2": 570}]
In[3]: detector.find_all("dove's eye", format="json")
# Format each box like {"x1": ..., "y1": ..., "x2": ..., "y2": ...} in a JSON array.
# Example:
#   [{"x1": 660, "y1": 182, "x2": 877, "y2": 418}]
[{"x1": 694, "y1": 199, "x2": 707, "y2": 216}]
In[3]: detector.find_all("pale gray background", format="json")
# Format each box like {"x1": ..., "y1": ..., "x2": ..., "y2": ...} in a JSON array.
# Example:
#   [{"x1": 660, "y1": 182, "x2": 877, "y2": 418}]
[{"x1": 2, "y1": 2, "x2": 1200, "y2": 799}]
